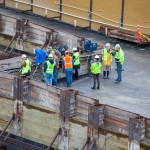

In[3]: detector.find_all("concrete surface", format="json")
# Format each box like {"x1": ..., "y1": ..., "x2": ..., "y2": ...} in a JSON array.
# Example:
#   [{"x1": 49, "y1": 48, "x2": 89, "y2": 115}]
[
  {"x1": 72, "y1": 46, "x2": 150, "y2": 118},
  {"x1": 0, "y1": 7, "x2": 150, "y2": 118}
]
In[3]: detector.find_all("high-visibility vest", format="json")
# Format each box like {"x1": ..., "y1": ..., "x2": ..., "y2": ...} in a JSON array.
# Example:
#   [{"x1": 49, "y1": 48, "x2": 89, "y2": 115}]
[
  {"x1": 115, "y1": 49, "x2": 124, "y2": 65},
  {"x1": 46, "y1": 61, "x2": 56, "y2": 74},
  {"x1": 90, "y1": 62, "x2": 102, "y2": 74},
  {"x1": 22, "y1": 59, "x2": 31, "y2": 75},
  {"x1": 63, "y1": 56, "x2": 73, "y2": 69},
  {"x1": 73, "y1": 52, "x2": 80, "y2": 66},
  {"x1": 102, "y1": 48, "x2": 112, "y2": 66},
  {"x1": 103, "y1": 48, "x2": 108, "y2": 61}
]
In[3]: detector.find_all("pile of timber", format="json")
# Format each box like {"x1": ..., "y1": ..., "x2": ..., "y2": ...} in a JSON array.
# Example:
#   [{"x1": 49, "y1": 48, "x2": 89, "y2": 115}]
[
  {"x1": 99, "y1": 25, "x2": 149, "y2": 44},
  {"x1": 0, "y1": 56, "x2": 33, "y2": 73}
]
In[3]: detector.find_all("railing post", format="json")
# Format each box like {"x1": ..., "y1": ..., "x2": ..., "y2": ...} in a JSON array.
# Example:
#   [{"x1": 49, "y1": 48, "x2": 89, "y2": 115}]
[
  {"x1": 58, "y1": 0, "x2": 62, "y2": 20},
  {"x1": 88, "y1": 0, "x2": 93, "y2": 29}
]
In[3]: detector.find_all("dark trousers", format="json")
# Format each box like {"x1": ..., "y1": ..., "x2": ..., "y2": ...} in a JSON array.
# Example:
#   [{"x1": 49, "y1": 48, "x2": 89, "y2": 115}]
[
  {"x1": 92, "y1": 74, "x2": 100, "y2": 88},
  {"x1": 116, "y1": 63, "x2": 122, "y2": 81},
  {"x1": 74, "y1": 69, "x2": 78, "y2": 79}
]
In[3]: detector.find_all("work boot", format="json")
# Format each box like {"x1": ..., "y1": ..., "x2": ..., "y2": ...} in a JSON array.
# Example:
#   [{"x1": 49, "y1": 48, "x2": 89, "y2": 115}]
[
  {"x1": 97, "y1": 86, "x2": 100, "y2": 90},
  {"x1": 107, "y1": 71, "x2": 109, "y2": 79},
  {"x1": 103, "y1": 71, "x2": 106, "y2": 79},
  {"x1": 91, "y1": 87, "x2": 95, "y2": 90}
]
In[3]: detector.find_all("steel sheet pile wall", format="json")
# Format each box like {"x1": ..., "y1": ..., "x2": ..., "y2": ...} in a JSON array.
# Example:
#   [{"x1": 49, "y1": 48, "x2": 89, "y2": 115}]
[{"x1": 0, "y1": 72, "x2": 150, "y2": 149}]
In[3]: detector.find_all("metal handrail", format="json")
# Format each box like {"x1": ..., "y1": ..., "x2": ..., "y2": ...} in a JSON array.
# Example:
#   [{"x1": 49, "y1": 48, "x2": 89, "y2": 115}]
[{"x1": 13, "y1": 0, "x2": 150, "y2": 29}]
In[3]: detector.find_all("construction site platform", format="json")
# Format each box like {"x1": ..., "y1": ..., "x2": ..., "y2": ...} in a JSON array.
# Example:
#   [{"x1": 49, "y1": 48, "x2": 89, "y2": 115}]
[{"x1": 0, "y1": 6, "x2": 150, "y2": 119}]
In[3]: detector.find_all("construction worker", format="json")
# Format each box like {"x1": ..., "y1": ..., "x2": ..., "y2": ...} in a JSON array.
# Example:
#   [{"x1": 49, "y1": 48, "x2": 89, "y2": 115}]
[
  {"x1": 90, "y1": 55, "x2": 102, "y2": 90},
  {"x1": 44, "y1": 54, "x2": 56, "y2": 86},
  {"x1": 51, "y1": 50, "x2": 60, "y2": 86},
  {"x1": 72, "y1": 47, "x2": 80, "y2": 80},
  {"x1": 115, "y1": 44, "x2": 124, "y2": 83},
  {"x1": 102, "y1": 43, "x2": 113, "y2": 79},
  {"x1": 21, "y1": 54, "x2": 31, "y2": 76},
  {"x1": 34, "y1": 48, "x2": 47, "y2": 67},
  {"x1": 62, "y1": 50, "x2": 74, "y2": 87}
]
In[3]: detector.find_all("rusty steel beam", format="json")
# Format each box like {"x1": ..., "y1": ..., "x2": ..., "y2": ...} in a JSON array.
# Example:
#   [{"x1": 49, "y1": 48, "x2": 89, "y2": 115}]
[
  {"x1": 5, "y1": 35, "x2": 16, "y2": 52},
  {"x1": 81, "y1": 138, "x2": 88, "y2": 150},
  {"x1": 128, "y1": 117, "x2": 146, "y2": 150},
  {"x1": 87, "y1": 105, "x2": 104, "y2": 150},
  {"x1": 0, "y1": 115, "x2": 13, "y2": 139},
  {"x1": 1, "y1": 135, "x2": 45, "y2": 150},
  {"x1": 47, "y1": 128, "x2": 60, "y2": 150}
]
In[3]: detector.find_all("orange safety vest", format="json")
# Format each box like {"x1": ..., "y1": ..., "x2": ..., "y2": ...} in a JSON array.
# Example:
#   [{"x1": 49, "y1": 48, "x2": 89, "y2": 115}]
[{"x1": 63, "y1": 56, "x2": 73, "y2": 69}]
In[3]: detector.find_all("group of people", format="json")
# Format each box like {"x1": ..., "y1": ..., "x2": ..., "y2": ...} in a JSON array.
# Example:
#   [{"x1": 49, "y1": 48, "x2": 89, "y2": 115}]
[
  {"x1": 90, "y1": 43, "x2": 124, "y2": 90},
  {"x1": 20, "y1": 47, "x2": 80, "y2": 87},
  {"x1": 20, "y1": 43, "x2": 124, "y2": 89}
]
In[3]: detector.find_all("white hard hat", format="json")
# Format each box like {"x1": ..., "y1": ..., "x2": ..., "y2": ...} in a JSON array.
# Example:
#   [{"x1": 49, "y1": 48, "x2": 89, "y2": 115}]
[
  {"x1": 115, "y1": 44, "x2": 121, "y2": 49},
  {"x1": 22, "y1": 54, "x2": 27, "y2": 59},
  {"x1": 48, "y1": 54, "x2": 53, "y2": 58},
  {"x1": 73, "y1": 47, "x2": 77, "y2": 51},
  {"x1": 106, "y1": 43, "x2": 110, "y2": 47},
  {"x1": 95, "y1": 55, "x2": 99, "y2": 59}
]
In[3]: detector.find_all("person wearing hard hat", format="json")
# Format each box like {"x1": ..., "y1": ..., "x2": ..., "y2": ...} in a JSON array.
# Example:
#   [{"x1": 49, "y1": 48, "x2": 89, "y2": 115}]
[
  {"x1": 62, "y1": 50, "x2": 74, "y2": 87},
  {"x1": 21, "y1": 54, "x2": 31, "y2": 76},
  {"x1": 51, "y1": 50, "x2": 60, "y2": 86},
  {"x1": 102, "y1": 43, "x2": 114, "y2": 79},
  {"x1": 90, "y1": 55, "x2": 102, "y2": 90},
  {"x1": 115, "y1": 44, "x2": 124, "y2": 83},
  {"x1": 44, "y1": 54, "x2": 56, "y2": 86},
  {"x1": 72, "y1": 47, "x2": 80, "y2": 80}
]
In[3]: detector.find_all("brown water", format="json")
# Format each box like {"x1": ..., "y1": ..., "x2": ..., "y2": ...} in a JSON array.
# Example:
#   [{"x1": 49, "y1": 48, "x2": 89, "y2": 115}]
[{"x1": 5, "y1": 0, "x2": 150, "y2": 34}]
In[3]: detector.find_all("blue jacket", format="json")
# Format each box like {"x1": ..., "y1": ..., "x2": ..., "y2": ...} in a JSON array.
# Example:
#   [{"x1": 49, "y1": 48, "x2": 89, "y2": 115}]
[
  {"x1": 35, "y1": 49, "x2": 47, "y2": 66},
  {"x1": 62, "y1": 59, "x2": 74, "y2": 72}
]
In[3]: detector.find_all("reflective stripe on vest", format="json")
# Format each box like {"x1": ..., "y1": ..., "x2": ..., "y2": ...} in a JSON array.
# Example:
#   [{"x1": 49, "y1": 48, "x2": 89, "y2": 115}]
[
  {"x1": 73, "y1": 52, "x2": 80, "y2": 66},
  {"x1": 63, "y1": 56, "x2": 73, "y2": 69},
  {"x1": 103, "y1": 48, "x2": 108, "y2": 61},
  {"x1": 22, "y1": 59, "x2": 31, "y2": 75},
  {"x1": 46, "y1": 61, "x2": 56, "y2": 74}
]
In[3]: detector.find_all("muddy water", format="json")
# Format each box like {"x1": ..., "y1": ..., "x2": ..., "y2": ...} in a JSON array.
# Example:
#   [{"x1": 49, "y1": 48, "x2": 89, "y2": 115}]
[{"x1": 5, "y1": 0, "x2": 150, "y2": 35}]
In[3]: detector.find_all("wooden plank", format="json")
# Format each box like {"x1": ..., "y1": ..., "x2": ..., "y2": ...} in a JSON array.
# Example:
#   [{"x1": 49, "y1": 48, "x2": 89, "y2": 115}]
[
  {"x1": 28, "y1": 22, "x2": 51, "y2": 33},
  {"x1": 28, "y1": 27, "x2": 47, "y2": 37},
  {"x1": 1, "y1": 16, "x2": 16, "y2": 23},
  {"x1": 76, "y1": 94, "x2": 98, "y2": 104},
  {"x1": 105, "y1": 106, "x2": 138, "y2": 121},
  {"x1": 30, "y1": 80, "x2": 61, "y2": 94}
]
